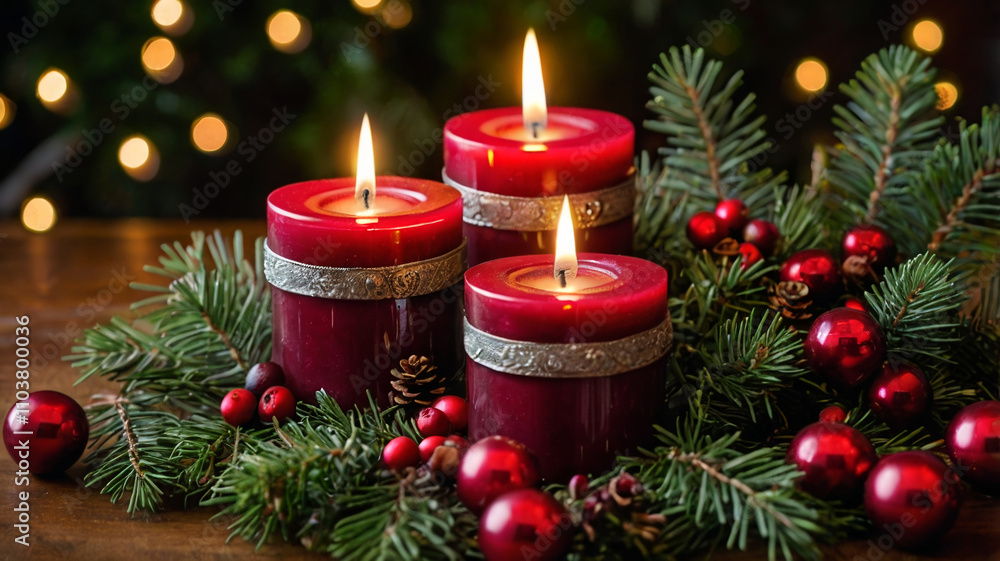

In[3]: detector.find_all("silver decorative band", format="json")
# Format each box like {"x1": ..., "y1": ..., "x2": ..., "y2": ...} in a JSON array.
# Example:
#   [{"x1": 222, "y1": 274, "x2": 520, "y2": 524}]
[
  {"x1": 463, "y1": 315, "x2": 672, "y2": 378},
  {"x1": 441, "y1": 169, "x2": 636, "y2": 231},
  {"x1": 264, "y1": 239, "x2": 467, "y2": 300}
]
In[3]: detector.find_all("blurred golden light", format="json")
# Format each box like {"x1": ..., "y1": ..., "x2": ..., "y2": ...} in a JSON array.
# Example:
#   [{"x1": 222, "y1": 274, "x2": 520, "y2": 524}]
[
  {"x1": 37, "y1": 69, "x2": 68, "y2": 102},
  {"x1": 142, "y1": 37, "x2": 176, "y2": 71},
  {"x1": 382, "y1": 1, "x2": 412, "y2": 29},
  {"x1": 152, "y1": 0, "x2": 183, "y2": 26},
  {"x1": 0, "y1": 94, "x2": 14, "y2": 130},
  {"x1": 22, "y1": 197, "x2": 56, "y2": 233},
  {"x1": 912, "y1": 20, "x2": 943, "y2": 53},
  {"x1": 119, "y1": 136, "x2": 150, "y2": 168},
  {"x1": 352, "y1": 0, "x2": 383, "y2": 13},
  {"x1": 794, "y1": 58, "x2": 828, "y2": 92},
  {"x1": 191, "y1": 114, "x2": 229, "y2": 153},
  {"x1": 935, "y1": 81, "x2": 959, "y2": 110},
  {"x1": 267, "y1": 10, "x2": 311, "y2": 54}
]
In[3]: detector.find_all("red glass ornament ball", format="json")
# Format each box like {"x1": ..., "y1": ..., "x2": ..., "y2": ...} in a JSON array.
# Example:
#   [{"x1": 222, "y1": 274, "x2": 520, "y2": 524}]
[
  {"x1": 417, "y1": 407, "x2": 453, "y2": 437},
  {"x1": 947, "y1": 400, "x2": 1000, "y2": 492},
  {"x1": 787, "y1": 421, "x2": 877, "y2": 500},
  {"x1": 780, "y1": 249, "x2": 842, "y2": 301},
  {"x1": 804, "y1": 308, "x2": 886, "y2": 388},
  {"x1": 221, "y1": 389, "x2": 257, "y2": 426},
  {"x1": 686, "y1": 211, "x2": 728, "y2": 250},
  {"x1": 742, "y1": 219, "x2": 780, "y2": 256},
  {"x1": 3, "y1": 391, "x2": 89, "y2": 475},
  {"x1": 738, "y1": 242, "x2": 764, "y2": 270},
  {"x1": 258, "y1": 386, "x2": 296, "y2": 423},
  {"x1": 383, "y1": 436, "x2": 420, "y2": 470},
  {"x1": 431, "y1": 395, "x2": 469, "y2": 432},
  {"x1": 843, "y1": 224, "x2": 897, "y2": 270},
  {"x1": 418, "y1": 435, "x2": 447, "y2": 463},
  {"x1": 714, "y1": 198, "x2": 750, "y2": 235},
  {"x1": 457, "y1": 436, "x2": 541, "y2": 515},
  {"x1": 245, "y1": 362, "x2": 285, "y2": 397},
  {"x1": 868, "y1": 362, "x2": 932, "y2": 430},
  {"x1": 819, "y1": 405, "x2": 848, "y2": 424},
  {"x1": 843, "y1": 297, "x2": 868, "y2": 313},
  {"x1": 865, "y1": 451, "x2": 960, "y2": 548},
  {"x1": 478, "y1": 489, "x2": 572, "y2": 561}
]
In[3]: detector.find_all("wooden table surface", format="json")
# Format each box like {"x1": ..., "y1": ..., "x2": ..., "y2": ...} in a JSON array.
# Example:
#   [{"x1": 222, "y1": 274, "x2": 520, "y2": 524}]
[{"x1": 1, "y1": 220, "x2": 998, "y2": 561}]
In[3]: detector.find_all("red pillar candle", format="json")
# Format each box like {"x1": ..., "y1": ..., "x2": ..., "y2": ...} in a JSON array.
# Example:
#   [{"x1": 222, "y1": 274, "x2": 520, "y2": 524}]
[
  {"x1": 463, "y1": 200, "x2": 670, "y2": 481},
  {"x1": 443, "y1": 30, "x2": 635, "y2": 266},
  {"x1": 266, "y1": 117, "x2": 464, "y2": 408}
]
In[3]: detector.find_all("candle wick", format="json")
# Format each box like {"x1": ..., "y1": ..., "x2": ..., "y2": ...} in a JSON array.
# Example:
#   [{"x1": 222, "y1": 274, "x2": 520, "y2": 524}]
[
  {"x1": 530, "y1": 122, "x2": 540, "y2": 139},
  {"x1": 362, "y1": 188, "x2": 371, "y2": 209},
  {"x1": 557, "y1": 269, "x2": 567, "y2": 288}
]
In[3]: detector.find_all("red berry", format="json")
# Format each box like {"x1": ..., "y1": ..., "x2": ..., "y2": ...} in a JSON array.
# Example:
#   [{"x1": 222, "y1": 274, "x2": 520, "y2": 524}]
[
  {"x1": 804, "y1": 308, "x2": 886, "y2": 388},
  {"x1": 258, "y1": 386, "x2": 296, "y2": 423},
  {"x1": 780, "y1": 249, "x2": 842, "y2": 302},
  {"x1": 383, "y1": 436, "x2": 420, "y2": 470},
  {"x1": 737, "y1": 242, "x2": 763, "y2": 269},
  {"x1": 419, "y1": 435, "x2": 446, "y2": 463},
  {"x1": 842, "y1": 224, "x2": 897, "y2": 272},
  {"x1": 818, "y1": 405, "x2": 847, "y2": 424},
  {"x1": 444, "y1": 434, "x2": 471, "y2": 451},
  {"x1": 742, "y1": 219, "x2": 780, "y2": 256},
  {"x1": 569, "y1": 474, "x2": 589, "y2": 500},
  {"x1": 614, "y1": 472, "x2": 641, "y2": 497},
  {"x1": 431, "y1": 395, "x2": 469, "y2": 432},
  {"x1": 478, "y1": 489, "x2": 572, "y2": 561},
  {"x1": 868, "y1": 362, "x2": 931, "y2": 430},
  {"x1": 417, "y1": 407, "x2": 452, "y2": 437},
  {"x1": 457, "y1": 436, "x2": 541, "y2": 515},
  {"x1": 686, "y1": 211, "x2": 727, "y2": 250},
  {"x1": 245, "y1": 362, "x2": 285, "y2": 397},
  {"x1": 221, "y1": 389, "x2": 257, "y2": 426},
  {"x1": 714, "y1": 198, "x2": 750, "y2": 235}
]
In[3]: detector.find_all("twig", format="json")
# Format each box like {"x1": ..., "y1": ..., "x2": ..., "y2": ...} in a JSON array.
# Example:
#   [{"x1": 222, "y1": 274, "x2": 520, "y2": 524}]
[
  {"x1": 865, "y1": 90, "x2": 901, "y2": 223},
  {"x1": 929, "y1": 168, "x2": 988, "y2": 251},
  {"x1": 115, "y1": 398, "x2": 145, "y2": 479},
  {"x1": 682, "y1": 82, "x2": 724, "y2": 201},
  {"x1": 201, "y1": 311, "x2": 247, "y2": 370},
  {"x1": 893, "y1": 282, "x2": 924, "y2": 329}
]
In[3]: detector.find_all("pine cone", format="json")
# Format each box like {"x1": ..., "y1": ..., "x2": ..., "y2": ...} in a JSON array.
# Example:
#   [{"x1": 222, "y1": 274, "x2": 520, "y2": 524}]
[
  {"x1": 842, "y1": 254, "x2": 877, "y2": 286},
  {"x1": 768, "y1": 280, "x2": 817, "y2": 323},
  {"x1": 388, "y1": 355, "x2": 449, "y2": 407},
  {"x1": 712, "y1": 237, "x2": 741, "y2": 257}
]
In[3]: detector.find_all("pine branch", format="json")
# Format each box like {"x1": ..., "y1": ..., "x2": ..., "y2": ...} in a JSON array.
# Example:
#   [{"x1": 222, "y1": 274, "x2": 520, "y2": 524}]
[{"x1": 826, "y1": 45, "x2": 942, "y2": 226}]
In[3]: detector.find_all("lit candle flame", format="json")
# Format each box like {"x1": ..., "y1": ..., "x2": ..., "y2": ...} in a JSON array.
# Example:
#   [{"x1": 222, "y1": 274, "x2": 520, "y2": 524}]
[
  {"x1": 355, "y1": 113, "x2": 376, "y2": 211},
  {"x1": 554, "y1": 195, "x2": 577, "y2": 288},
  {"x1": 522, "y1": 29, "x2": 547, "y2": 139}
]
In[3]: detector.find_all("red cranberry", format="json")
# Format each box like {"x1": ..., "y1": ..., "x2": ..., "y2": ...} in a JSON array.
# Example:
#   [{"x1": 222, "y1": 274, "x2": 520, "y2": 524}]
[
  {"x1": 418, "y1": 435, "x2": 447, "y2": 463},
  {"x1": 738, "y1": 242, "x2": 764, "y2": 269},
  {"x1": 819, "y1": 405, "x2": 847, "y2": 424},
  {"x1": 416, "y1": 407, "x2": 452, "y2": 437},
  {"x1": 686, "y1": 211, "x2": 727, "y2": 250},
  {"x1": 383, "y1": 436, "x2": 420, "y2": 470},
  {"x1": 245, "y1": 362, "x2": 285, "y2": 397},
  {"x1": 431, "y1": 395, "x2": 469, "y2": 432},
  {"x1": 714, "y1": 198, "x2": 750, "y2": 235},
  {"x1": 742, "y1": 219, "x2": 780, "y2": 256},
  {"x1": 258, "y1": 386, "x2": 296, "y2": 423},
  {"x1": 221, "y1": 389, "x2": 257, "y2": 426}
]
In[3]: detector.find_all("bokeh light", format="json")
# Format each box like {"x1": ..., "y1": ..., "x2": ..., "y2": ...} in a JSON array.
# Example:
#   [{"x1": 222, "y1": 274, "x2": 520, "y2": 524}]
[
  {"x1": 152, "y1": 0, "x2": 183, "y2": 26},
  {"x1": 935, "y1": 81, "x2": 959, "y2": 110},
  {"x1": 36, "y1": 69, "x2": 68, "y2": 102},
  {"x1": 22, "y1": 197, "x2": 56, "y2": 233},
  {"x1": 794, "y1": 58, "x2": 828, "y2": 92},
  {"x1": 119, "y1": 135, "x2": 161, "y2": 180},
  {"x1": 382, "y1": 1, "x2": 413, "y2": 29},
  {"x1": 352, "y1": 0, "x2": 383, "y2": 14},
  {"x1": 0, "y1": 94, "x2": 14, "y2": 130},
  {"x1": 912, "y1": 20, "x2": 943, "y2": 53},
  {"x1": 142, "y1": 37, "x2": 184, "y2": 83},
  {"x1": 191, "y1": 114, "x2": 229, "y2": 153},
  {"x1": 267, "y1": 10, "x2": 311, "y2": 53}
]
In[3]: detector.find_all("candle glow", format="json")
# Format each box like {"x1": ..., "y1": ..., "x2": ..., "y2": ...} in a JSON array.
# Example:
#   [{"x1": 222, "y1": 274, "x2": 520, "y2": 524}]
[
  {"x1": 522, "y1": 29, "x2": 547, "y2": 139},
  {"x1": 553, "y1": 195, "x2": 577, "y2": 287},
  {"x1": 355, "y1": 113, "x2": 376, "y2": 211}
]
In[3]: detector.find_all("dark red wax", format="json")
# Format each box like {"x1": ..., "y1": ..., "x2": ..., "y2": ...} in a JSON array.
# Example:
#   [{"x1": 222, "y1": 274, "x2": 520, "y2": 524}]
[
  {"x1": 444, "y1": 107, "x2": 635, "y2": 265},
  {"x1": 464, "y1": 254, "x2": 668, "y2": 481},
  {"x1": 267, "y1": 177, "x2": 463, "y2": 408}
]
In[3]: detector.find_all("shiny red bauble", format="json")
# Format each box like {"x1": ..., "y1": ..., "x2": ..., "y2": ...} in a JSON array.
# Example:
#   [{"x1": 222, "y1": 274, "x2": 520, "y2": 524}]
[
  {"x1": 417, "y1": 407, "x2": 453, "y2": 437},
  {"x1": 804, "y1": 308, "x2": 886, "y2": 388},
  {"x1": 786, "y1": 421, "x2": 877, "y2": 500},
  {"x1": 245, "y1": 362, "x2": 285, "y2": 397},
  {"x1": 842, "y1": 224, "x2": 897, "y2": 271},
  {"x1": 686, "y1": 211, "x2": 728, "y2": 250},
  {"x1": 868, "y1": 362, "x2": 931, "y2": 430},
  {"x1": 220, "y1": 389, "x2": 257, "y2": 426},
  {"x1": 418, "y1": 435, "x2": 447, "y2": 463},
  {"x1": 780, "y1": 249, "x2": 842, "y2": 302},
  {"x1": 946, "y1": 400, "x2": 1000, "y2": 492},
  {"x1": 738, "y1": 242, "x2": 764, "y2": 270},
  {"x1": 383, "y1": 436, "x2": 420, "y2": 470},
  {"x1": 258, "y1": 386, "x2": 296, "y2": 423},
  {"x1": 457, "y1": 436, "x2": 541, "y2": 515},
  {"x1": 714, "y1": 198, "x2": 750, "y2": 235},
  {"x1": 843, "y1": 297, "x2": 868, "y2": 313},
  {"x1": 431, "y1": 395, "x2": 469, "y2": 432},
  {"x1": 742, "y1": 219, "x2": 780, "y2": 256},
  {"x1": 478, "y1": 489, "x2": 572, "y2": 561},
  {"x1": 819, "y1": 405, "x2": 848, "y2": 424},
  {"x1": 3, "y1": 391, "x2": 89, "y2": 475},
  {"x1": 864, "y1": 451, "x2": 960, "y2": 548}
]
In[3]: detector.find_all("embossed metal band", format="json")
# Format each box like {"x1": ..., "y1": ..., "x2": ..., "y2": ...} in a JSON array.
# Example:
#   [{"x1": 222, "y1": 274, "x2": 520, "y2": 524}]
[
  {"x1": 264, "y1": 239, "x2": 466, "y2": 300},
  {"x1": 441, "y1": 169, "x2": 636, "y2": 231},
  {"x1": 463, "y1": 315, "x2": 672, "y2": 378}
]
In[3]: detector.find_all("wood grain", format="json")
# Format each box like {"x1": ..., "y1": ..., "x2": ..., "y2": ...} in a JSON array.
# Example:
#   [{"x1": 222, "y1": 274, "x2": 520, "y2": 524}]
[{"x1": 0, "y1": 220, "x2": 997, "y2": 561}]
